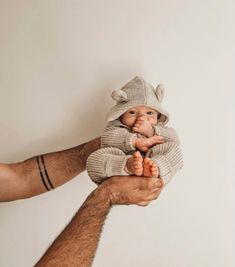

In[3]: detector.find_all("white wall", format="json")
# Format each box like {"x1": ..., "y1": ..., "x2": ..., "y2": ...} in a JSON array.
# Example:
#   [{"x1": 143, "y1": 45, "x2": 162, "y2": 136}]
[{"x1": 0, "y1": 1, "x2": 234, "y2": 266}]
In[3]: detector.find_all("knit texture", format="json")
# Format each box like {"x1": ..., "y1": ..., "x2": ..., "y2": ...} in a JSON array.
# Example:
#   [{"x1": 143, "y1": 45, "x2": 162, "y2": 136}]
[
  {"x1": 86, "y1": 147, "x2": 131, "y2": 185},
  {"x1": 86, "y1": 76, "x2": 183, "y2": 185},
  {"x1": 102, "y1": 125, "x2": 137, "y2": 153},
  {"x1": 146, "y1": 141, "x2": 183, "y2": 184},
  {"x1": 106, "y1": 76, "x2": 169, "y2": 125},
  {"x1": 153, "y1": 125, "x2": 180, "y2": 144},
  {"x1": 87, "y1": 120, "x2": 183, "y2": 185}
]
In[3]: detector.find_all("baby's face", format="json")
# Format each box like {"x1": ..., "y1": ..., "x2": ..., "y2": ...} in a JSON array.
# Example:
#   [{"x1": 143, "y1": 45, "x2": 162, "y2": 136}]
[{"x1": 120, "y1": 105, "x2": 158, "y2": 128}]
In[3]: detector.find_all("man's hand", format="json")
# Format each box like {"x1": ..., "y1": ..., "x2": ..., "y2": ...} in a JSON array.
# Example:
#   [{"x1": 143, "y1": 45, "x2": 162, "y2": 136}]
[
  {"x1": 133, "y1": 135, "x2": 164, "y2": 152},
  {"x1": 132, "y1": 116, "x2": 154, "y2": 137},
  {"x1": 36, "y1": 175, "x2": 164, "y2": 267},
  {"x1": 99, "y1": 176, "x2": 164, "y2": 206}
]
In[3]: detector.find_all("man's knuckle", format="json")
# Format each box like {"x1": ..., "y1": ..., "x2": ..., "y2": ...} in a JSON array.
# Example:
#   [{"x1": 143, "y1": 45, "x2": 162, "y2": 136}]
[{"x1": 146, "y1": 180, "x2": 154, "y2": 190}]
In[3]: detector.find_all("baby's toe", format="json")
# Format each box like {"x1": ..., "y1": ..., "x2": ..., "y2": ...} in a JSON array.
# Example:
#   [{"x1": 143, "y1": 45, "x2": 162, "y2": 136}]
[
  {"x1": 144, "y1": 157, "x2": 151, "y2": 164},
  {"x1": 134, "y1": 162, "x2": 141, "y2": 168},
  {"x1": 133, "y1": 151, "x2": 140, "y2": 157}
]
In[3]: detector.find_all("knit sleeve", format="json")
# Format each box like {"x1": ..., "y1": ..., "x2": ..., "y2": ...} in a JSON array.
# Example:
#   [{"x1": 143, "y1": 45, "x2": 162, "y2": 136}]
[
  {"x1": 153, "y1": 125, "x2": 180, "y2": 144},
  {"x1": 148, "y1": 142, "x2": 183, "y2": 185},
  {"x1": 101, "y1": 126, "x2": 137, "y2": 153},
  {"x1": 148, "y1": 126, "x2": 183, "y2": 185}
]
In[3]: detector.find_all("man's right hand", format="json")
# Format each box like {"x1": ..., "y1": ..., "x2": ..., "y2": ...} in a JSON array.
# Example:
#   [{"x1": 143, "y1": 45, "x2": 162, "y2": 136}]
[
  {"x1": 98, "y1": 176, "x2": 164, "y2": 206},
  {"x1": 133, "y1": 135, "x2": 164, "y2": 152}
]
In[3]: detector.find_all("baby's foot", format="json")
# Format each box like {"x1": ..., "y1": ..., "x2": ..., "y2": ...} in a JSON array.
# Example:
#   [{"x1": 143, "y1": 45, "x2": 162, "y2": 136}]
[
  {"x1": 143, "y1": 157, "x2": 159, "y2": 177},
  {"x1": 125, "y1": 151, "x2": 143, "y2": 176}
]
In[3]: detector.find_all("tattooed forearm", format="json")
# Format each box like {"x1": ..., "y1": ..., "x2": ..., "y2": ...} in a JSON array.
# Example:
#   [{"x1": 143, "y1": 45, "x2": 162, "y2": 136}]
[
  {"x1": 0, "y1": 137, "x2": 101, "y2": 201},
  {"x1": 36, "y1": 156, "x2": 54, "y2": 191}
]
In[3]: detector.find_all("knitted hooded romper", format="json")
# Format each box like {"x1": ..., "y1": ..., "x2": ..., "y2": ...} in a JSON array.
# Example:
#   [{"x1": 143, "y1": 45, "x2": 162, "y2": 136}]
[{"x1": 87, "y1": 76, "x2": 183, "y2": 185}]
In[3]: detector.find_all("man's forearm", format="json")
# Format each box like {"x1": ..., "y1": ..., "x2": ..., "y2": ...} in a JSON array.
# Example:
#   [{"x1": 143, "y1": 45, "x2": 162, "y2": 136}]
[
  {"x1": 35, "y1": 176, "x2": 163, "y2": 267},
  {"x1": 0, "y1": 137, "x2": 100, "y2": 201},
  {"x1": 35, "y1": 185, "x2": 111, "y2": 267}
]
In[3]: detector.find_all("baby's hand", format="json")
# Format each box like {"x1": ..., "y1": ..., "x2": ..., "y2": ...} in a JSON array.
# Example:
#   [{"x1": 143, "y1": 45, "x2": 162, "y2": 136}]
[
  {"x1": 132, "y1": 116, "x2": 154, "y2": 137},
  {"x1": 133, "y1": 136, "x2": 164, "y2": 152}
]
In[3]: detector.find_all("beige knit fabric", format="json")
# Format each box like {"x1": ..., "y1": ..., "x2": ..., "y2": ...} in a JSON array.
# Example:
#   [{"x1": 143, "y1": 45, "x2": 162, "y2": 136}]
[
  {"x1": 86, "y1": 120, "x2": 183, "y2": 185},
  {"x1": 86, "y1": 76, "x2": 183, "y2": 185},
  {"x1": 106, "y1": 76, "x2": 169, "y2": 125}
]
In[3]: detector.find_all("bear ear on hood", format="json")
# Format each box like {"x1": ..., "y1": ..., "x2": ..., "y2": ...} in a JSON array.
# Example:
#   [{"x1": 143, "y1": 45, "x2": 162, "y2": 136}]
[
  {"x1": 155, "y1": 84, "x2": 165, "y2": 103},
  {"x1": 111, "y1": 90, "x2": 128, "y2": 102}
]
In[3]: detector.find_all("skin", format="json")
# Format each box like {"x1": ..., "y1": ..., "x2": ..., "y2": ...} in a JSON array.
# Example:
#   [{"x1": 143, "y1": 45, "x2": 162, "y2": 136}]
[
  {"x1": 0, "y1": 137, "x2": 101, "y2": 202},
  {"x1": 35, "y1": 176, "x2": 163, "y2": 267},
  {"x1": 0, "y1": 137, "x2": 164, "y2": 266},
  {"x1": 121, "y1": 106, "x2": 164, "y2": 178}
]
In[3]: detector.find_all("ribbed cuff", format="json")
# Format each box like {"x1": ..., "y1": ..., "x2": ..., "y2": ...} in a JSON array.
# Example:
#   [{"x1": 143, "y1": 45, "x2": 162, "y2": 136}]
[
  {"x1": 151, "y1": 156, "x2": 173, "y2": 185},
  {"x1": 125, "y1": 133, "x2": 137, "y2": 151},
  {"x1": 106, "y1": 155, "x2": 131, "y2": 177},
  {"x1": 147, "y1": 142, "x2": 183, "y2": 185}
]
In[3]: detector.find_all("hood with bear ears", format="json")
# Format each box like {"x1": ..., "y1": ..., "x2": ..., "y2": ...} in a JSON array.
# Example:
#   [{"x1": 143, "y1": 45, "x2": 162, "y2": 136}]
[{"x1": 106, "y1": 76, "x2": 169, "y2": 125}]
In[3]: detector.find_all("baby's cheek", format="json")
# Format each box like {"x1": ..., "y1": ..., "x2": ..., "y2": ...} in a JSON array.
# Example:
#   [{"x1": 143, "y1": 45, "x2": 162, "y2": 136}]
[
  {"x1": 128, "y1": 118, "x2": 136, "y2": 128},
  {"x1": 150, "y1": 117, "x2": 157, "y2": 124}
]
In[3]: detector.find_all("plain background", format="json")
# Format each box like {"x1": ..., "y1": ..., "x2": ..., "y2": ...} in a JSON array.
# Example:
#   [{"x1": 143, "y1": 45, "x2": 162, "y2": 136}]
[{"x1": 0, "y1": 0, "x2": 234, "y2": 266}]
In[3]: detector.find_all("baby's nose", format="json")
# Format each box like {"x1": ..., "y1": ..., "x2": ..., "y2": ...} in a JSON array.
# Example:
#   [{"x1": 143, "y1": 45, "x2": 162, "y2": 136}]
[
  {"x1": 137, "y1": 114, "x2": 148, "y2": 120},
  {"x1": 139, "y1": 113, "x2": 147, "y2": 117}
]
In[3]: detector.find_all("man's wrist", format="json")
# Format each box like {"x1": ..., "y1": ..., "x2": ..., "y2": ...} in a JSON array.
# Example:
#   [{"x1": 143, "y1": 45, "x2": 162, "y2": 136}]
[
  {"x1": 84, "y1": 137, "x2": 101, "y2": 158},
  {"x1": 93, "y1": 183, "x2": 112, "y2": 207}
]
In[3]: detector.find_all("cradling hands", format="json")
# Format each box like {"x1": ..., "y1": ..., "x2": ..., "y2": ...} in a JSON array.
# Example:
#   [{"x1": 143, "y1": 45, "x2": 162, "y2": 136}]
[{"x1": 100, "y1": 175, "x2": 164, "y2": 206}]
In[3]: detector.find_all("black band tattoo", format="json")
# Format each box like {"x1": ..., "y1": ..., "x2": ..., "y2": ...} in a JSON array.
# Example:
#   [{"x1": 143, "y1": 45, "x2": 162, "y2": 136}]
[
  {"x1": 41, "y1": 156, "x2": 54, "y2": 189},
  {"x1": 36, "y1": 156, "x2": 54, "y2": 191}
]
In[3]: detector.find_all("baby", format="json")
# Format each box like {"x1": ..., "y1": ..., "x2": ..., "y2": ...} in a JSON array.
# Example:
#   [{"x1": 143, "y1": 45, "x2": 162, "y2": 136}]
[{"x1": 87, "y1": 76, "x2": 183, "y2": 185}]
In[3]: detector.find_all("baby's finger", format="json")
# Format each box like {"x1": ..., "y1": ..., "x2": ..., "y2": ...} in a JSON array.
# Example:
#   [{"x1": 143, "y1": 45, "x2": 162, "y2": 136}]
[
  {"x1": 150, "y1": 135, "x2": 164, "y2": 143},
  {"x1": 156, "y1": 135, "x2": 164, "y2": 140},
  {"x1": 134, "y1": 122, "x2": 142, "y2": 127},
  {"x1": 132, "y1": 126, "x2": 140, "y2": 132}
]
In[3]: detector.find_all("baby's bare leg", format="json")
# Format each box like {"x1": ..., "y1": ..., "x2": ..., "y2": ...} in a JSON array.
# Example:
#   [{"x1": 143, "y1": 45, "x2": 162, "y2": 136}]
[
  {"x1": 125, "y1": 151, "x2": 143, "y2": 176},
  {"x1": 143, "y1": 157, "x2": 159, "y2": 177}
]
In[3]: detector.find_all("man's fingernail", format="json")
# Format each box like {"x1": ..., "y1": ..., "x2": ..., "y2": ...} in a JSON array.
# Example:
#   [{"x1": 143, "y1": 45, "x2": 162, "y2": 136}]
[
  {"x1": 154, "y1": 180, "x2": 162, "y2": 187},
  {"x1": 154, "y1": 180, "x2": 160, "y2": 187}
]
